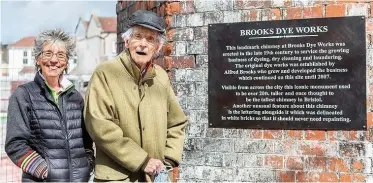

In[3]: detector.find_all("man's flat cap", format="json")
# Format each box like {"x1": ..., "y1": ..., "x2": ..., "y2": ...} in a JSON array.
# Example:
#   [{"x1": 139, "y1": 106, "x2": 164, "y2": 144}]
[{"x1": 129, "y1": 10, "x2": 165, "y2": 34}]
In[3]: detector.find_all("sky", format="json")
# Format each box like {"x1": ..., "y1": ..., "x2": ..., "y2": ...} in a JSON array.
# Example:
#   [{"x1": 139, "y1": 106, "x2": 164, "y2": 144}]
[{"x1": 0, "y1": 0, "x2": 117, "y2": 44}]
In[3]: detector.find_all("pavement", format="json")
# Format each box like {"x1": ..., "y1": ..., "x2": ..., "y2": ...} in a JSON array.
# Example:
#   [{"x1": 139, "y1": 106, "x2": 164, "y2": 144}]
[
  {"x1": 0, "y1": 115, "x2": 22, "y2": 183},
  {"x1": 0, "y1": 156, "x2": 22, "y2": 183}
]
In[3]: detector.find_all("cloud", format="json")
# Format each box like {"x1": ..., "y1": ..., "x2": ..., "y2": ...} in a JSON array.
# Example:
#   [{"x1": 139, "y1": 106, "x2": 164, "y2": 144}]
[{"x1": 1, "y1": 0, "x2": 116, "y2": 44}]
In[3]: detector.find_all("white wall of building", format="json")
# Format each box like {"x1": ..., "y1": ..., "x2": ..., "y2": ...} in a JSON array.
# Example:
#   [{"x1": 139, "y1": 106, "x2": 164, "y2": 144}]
[
  {"x1": 103, "y1": 33, "x2": 117, "y2": 60},
  {"x1": 74, "y1": 16, "x2": 117, "y2": 75},
  {"x1": 7, "y1": 47, "x2": 34, "y2": 79}
]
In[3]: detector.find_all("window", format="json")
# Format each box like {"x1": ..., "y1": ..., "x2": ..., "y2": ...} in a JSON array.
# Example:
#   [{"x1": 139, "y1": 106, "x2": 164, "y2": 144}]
[
  {"x1": 74, "y1": 58, "x2": 77, "y2": 64},
  {"x1": 23, "y1": 58, "x2": 28, "y2": 64},
  {"x1": 112, "y1": 41, "x2": 117, "y2": 54},
  {"x1": 23, "y1": 51, "x2": 27, "y2": 57}
]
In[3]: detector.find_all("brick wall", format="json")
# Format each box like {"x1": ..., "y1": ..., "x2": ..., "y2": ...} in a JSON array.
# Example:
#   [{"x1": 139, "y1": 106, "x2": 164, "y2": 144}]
[{"x1": 117, "y1": 0, "x2": 373, "y2": 182}]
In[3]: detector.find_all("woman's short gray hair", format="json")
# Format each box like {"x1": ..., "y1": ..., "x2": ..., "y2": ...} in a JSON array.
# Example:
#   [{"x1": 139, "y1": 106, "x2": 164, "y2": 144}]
[{"x1": 33, "y1": 29, "x2": 75, "y2": 72}]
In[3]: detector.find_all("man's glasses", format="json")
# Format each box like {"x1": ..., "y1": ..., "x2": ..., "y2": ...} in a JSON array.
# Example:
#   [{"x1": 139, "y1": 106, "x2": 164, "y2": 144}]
[
  {"x1": 131, "y1": 33, "x2": 158, "y2": 46},
  {"x1": 41, "y1": 51, "x2": 67, "y2": 62}
]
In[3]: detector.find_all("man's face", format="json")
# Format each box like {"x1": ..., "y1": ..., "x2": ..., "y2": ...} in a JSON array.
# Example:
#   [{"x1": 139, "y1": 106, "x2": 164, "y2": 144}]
[{"x1": 125, "y1": 26, "x2": 160, "y2": 68}]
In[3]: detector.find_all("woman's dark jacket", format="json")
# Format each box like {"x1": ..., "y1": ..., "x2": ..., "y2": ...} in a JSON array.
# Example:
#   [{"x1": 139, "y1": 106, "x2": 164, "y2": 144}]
[{"x1": 5, "y1": 73, "x2": 93, "y2": 182}]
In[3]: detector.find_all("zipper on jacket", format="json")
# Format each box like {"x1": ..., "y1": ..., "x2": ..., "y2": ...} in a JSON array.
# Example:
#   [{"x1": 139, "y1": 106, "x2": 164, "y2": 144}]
[
  {"x1": 59, "y1": 96, "x2": 72, "y2": 181},
  {"x1": 51, "y1": 87, "x2": 72, "y2": 182},
  {"x1": 52, "y1": 100, "x2": 72, "y2": 181}
]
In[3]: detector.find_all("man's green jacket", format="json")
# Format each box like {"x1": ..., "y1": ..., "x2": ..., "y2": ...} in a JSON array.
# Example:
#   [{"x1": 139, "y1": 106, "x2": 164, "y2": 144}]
[{"x1": 84, "y1": 50, "x2": 188, "y2": 181}]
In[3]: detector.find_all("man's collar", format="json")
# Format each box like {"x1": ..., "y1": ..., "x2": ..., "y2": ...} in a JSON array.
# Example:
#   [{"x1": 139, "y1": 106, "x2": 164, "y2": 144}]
[{"x1": 119, "y1": 49, "x2": 156, "y2": 83}]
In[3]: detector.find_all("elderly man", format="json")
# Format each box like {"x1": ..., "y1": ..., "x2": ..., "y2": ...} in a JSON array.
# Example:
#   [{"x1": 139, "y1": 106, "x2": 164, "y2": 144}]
[{"x1": 84, "y1": 10, "x2": 188, "y2": 182}]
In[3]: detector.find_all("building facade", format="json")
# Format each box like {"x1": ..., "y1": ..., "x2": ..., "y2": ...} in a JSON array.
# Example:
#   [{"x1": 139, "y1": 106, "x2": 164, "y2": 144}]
[{"x1": 71, "y1": 14, "x2": 117, "y2": 95}]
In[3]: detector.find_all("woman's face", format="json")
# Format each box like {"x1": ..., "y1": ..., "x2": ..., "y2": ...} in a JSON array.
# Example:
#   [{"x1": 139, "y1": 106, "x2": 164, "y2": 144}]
[{"x1": 36, "y1": 42, "x2": 67, "y2": 79}]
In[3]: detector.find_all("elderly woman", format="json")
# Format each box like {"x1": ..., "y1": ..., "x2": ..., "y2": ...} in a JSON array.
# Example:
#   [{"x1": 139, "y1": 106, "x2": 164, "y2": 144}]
[{"x1": 5, "y1": 29, "x2": 94, "y2": 182}]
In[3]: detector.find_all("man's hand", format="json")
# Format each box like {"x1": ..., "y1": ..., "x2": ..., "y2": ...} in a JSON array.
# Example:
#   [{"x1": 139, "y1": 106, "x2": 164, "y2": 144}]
[{"x1": 143, "y1": 158, "x2": 164, "y2": 176}]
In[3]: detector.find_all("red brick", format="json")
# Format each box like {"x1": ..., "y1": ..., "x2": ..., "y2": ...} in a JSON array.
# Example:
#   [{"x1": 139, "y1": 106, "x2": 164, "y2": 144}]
[
  {"x1": 296, "y1": 172, "x2": 319, "y2": 182},
  {"x1": 165, "y1": 16, "x2": 172, "y2": 29},
  {"x1": 165, "y1": 56, "x2": 172, "y2": 69},
  {"x1": 340, "y1": 173, "x2": 367, "y2": 182},
  {"x1": 172, "y1": 167, "x2": 179, "y2": 182},
  {"x1": 351, "y1": 159, "x2": 365, "y2": 173},
  {"x1": 263, "y1": 130, "x2": 282, "y2": 139},
  {"x1": 329, "y1": 158, "x2": 349, "y2": 172},
  {"x1": 154, "y1": 57, "x2": 165, "y2": 68},
  {"x1": 286, "y1": 157, "x2": 303, "y2": 170},
  {"x1": 167, "y1": 29, "x2": 175, "y2": 41},
  {"x1": 319, "y1": 173, "x2": 338, "y2": 182},
  {"x1": 284, "y1": 7, "x2": 302, "y2": 19},
  {"x1": 325, "y1": 4, "x2": 345, "y2": 17},
  {"x1": 353, "y1": 174, "x2": 366, "y2": 182},
  {"x1": 264, "y1": 155, "x2": 283, "y2": 169},
  {"x1": 340, "y1": 174, "x2": 353, "y2": 182},
  {"x1": 340, "y1": 173, "x2": 366, "y2": 182},
  {"x1": 303, "y1": 6, "x2": 323, "y2": 18},
  {"x1": 166, "y1": 2, "x2": 180, "y2": 15},
  {"x1": 261, "y1": 8, "x2": 281, "y2": 20},
  {"x1": 286, "y1": 130, "x2": 302, "y2": 140},
  {"x1": 270, "y1": 9, "x2": 281, "y2": 20},
  {"x1": 241, "y1": 10, "x2": 260, "y2": 21},
  {"x1": 306, "y1": 157, "x2": 326, "y2": 171},
  {"x1": 305, "y1": 130, "x2": 326, "y2": 140},
  {"x1": 170, "y1": 56, "x2": 195, "y2": 69},
  {"x1": 277, "y1": 171, "x2": 295, "y2": 182},
  {"x1": 367, "y1": 19, "x2": 373, "y2": 32},
  {"x1": 349, "y1": 131, "x2": 359, "y2": 140},
  {"x1": 180, "y1": 1, "x2": 194, "y2": 13},
  {"x1": 349, "y1": 131, "x2": 366, "y2": 141},
  {"x1": 163, "y1": 42, "x2": 173, "y2": 56},
  {"x1": 299, "y1": 143, "x2": 325, "y2": 156}
]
